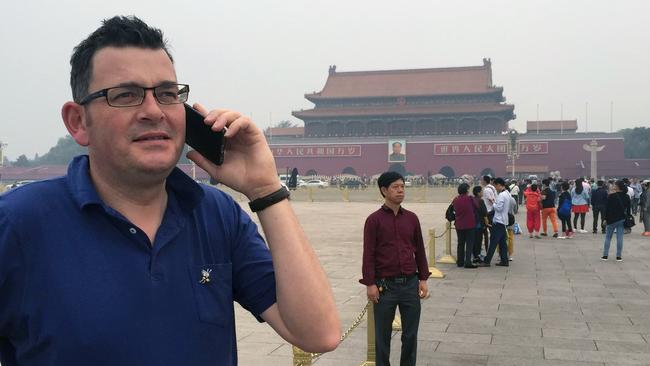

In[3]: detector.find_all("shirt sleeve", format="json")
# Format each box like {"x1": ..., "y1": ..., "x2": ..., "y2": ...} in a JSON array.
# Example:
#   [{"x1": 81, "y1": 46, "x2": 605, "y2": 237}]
[
  {"x1": 494, "y1": 192, "x2": 505, "y2": 213},
  {"x1": 412, "y1": 215, "x2": 431, "y2": 281},
  {"x1": 229, "y1": 205, "x2": 277, "y2": 323},
  {"x1": 359, "y1": 215, "x2": 377, "y2": 286},
  {"x1": 0, "y1": 208, "x2": 26, "y2": 338}
]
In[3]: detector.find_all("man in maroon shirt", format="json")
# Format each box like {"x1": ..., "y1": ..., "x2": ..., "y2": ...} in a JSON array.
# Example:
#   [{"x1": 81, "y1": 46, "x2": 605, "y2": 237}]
[{"x1": 360, "y1": 171, "x2": 430, "y2": 366}]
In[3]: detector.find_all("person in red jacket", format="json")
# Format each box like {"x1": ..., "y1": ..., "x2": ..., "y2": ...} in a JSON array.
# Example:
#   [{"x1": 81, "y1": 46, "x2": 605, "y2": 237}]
[{"x1": 524, "y1": 183, "x2": 542, "y2": 238}]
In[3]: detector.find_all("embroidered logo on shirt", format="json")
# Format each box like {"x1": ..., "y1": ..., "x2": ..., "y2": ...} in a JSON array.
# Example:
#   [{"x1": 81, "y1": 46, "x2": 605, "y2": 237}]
[{"x1": 199, "y1": 269, "x2": 212, "y2": 284}]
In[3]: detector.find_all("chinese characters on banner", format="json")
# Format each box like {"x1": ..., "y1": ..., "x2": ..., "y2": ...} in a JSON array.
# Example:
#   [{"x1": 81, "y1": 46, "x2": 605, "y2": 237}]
[
  {"x1": 434, "y1": 142, "x2": 548, "y2": 155},
  {"x1": 271, "y1": 145, "x2": 362, "y2": 158}
]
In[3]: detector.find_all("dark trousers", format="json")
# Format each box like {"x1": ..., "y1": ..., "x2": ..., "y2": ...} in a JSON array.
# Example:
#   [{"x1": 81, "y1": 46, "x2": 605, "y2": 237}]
[
  {"x1": 593, "y1": 205, "x2": 606, "y2": 232},
  {"x1": 559, "y1": 215, "x2": 573, "y2": 233},
  {"x1": 456, "y1": 228, "x2": 475, "y2": 266},
  {"x1": 374, "y1": 275, "x2": 421, "y2": 366},
  {"x1": 573, "y1": 212, "x2": 586, "y2": 230},
  {"x1": 483, "y1": 224, "x2": 491, "y2": 252},
  {"x1": 473, "y1": 227, "x2": 484, "y2": 260},
  {"x1": 484, "y1": 223, "x2": 508, "y2": 265}
]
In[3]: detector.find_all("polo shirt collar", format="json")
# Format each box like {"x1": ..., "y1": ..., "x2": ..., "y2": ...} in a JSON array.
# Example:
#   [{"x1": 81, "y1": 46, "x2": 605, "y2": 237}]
[
  {"x1": 66, "y1": 155, "x2": 205, "y2": 212},
  {"x1": 381, "y1": 204, "x2": 403, "y2": 214}
]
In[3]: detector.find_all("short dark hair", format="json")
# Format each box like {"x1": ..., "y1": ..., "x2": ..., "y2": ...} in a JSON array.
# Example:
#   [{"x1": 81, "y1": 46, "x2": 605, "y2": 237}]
[
  {"x1": 458, "y1": 183, "x2": 469, "y2": 195},
  {"x1": 70, "y1": 15, "x2": 173, "y2": 103},
  {"x1": 615, "y1": 180, "x2": 626, "y2": 192},
  {"x1": 542, "y1": 178, "x2": 550, "y2": 186},
  {"x1": 392, "y1": 141, "x2": 402, "y2": 147},
  {"x1": 561, "y1": 182, "x2": 570, "y2": 191},
  {"x1": 482, "y1": 175, "x2": 492, "y2": 184},
  {"x1": 377, "y1": 171, "x2": 404, "y2": 197},
  {"x1": 597, "y1": 180, "x2": 604, "y2": 187},
  {"x1": 472, "y1": 185, "x2": 482, "y2": 196},
  {"x1": 493, "y1": 177, "x2": 506, "y2": 186},
  {"x1": 531, "y1": 183, "x2": 538, "y2": 191}
]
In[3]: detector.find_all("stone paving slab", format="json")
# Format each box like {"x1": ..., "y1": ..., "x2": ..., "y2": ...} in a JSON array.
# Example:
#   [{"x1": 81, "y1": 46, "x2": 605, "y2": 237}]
[{"x1": 227, "y1": 193, "x2": 650, "y2": 365}]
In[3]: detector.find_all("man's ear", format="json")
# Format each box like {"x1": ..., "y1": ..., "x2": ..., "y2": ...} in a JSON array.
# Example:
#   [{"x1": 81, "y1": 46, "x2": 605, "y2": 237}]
[{"x1": 61, "y1": 102, "x2": 89, "y2": 146}]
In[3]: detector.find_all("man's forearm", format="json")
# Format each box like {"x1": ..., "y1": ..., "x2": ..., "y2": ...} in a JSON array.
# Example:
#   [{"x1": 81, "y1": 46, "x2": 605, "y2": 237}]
[{"x1": 257, "y1": 199, "x2": 341, "y2": 349}]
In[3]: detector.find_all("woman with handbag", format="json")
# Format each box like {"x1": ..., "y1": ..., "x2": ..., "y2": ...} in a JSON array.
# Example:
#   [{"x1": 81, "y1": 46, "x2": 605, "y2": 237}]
[{"x1": 602, "y1": 180, "x2": 631, "y2": 261}]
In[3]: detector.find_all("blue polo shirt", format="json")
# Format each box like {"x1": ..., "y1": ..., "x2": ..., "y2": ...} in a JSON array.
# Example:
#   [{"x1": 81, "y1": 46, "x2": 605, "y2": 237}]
[{"x1": 0, "y1": 155, "x2": 277, "y2": 365}]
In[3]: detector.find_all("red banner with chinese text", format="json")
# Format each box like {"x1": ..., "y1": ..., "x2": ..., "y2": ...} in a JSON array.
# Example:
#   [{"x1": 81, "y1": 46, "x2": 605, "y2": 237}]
[
  {"x1": 271, "y1": 145, "x2": 362, "y2": 158},
  {"x1": 434, "y1": 142, "x2": 548, "y2": 155}
]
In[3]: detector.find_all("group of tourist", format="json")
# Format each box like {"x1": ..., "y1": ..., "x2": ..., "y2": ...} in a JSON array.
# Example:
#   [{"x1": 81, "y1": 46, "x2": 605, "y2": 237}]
[{"x1": 450, "y1": 175, "x2": 650, "y2": 265}]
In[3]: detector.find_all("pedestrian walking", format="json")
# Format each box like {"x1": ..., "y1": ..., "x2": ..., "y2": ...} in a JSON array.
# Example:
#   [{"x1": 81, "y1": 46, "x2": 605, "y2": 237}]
[
  {"x1": 557, "y1": 182, "x2": 574, "y2": 239},
  {"x1": 602, "y1": 180, "x2": 631, "y2": 261},
  {"x1": 591, "y1": 180, "x2": 608, "y2": 234},
  {"x1": 524, "y1": 183, "x2": 542, "y2": 238},
  {"x1": 452, "y1": 183, "x2": 478, "y2": 268},
  {"x1": 540, "y1": 178, "x2": 559, "y2": 238},
  {"x1": 472, "y1": 186, "x2": 489, "y2": 263},
  {"x1": 482, "y1": 178, "x2": 511, "y2": 267},
  {"x1": 571, "y1": 178, "x2": 590, "y2": 233},
  {"x1": 640, "y1": 180, "x2": 650, "y2": 236},
  {"x1": 510, "y1": 181, "x2": 520, "y2": 214}
]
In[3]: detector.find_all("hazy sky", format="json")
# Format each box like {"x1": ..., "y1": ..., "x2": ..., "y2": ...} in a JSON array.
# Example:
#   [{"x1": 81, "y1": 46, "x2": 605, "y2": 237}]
[{"x1": 1, "y1": 1, "x2": 648, "y2": 160}]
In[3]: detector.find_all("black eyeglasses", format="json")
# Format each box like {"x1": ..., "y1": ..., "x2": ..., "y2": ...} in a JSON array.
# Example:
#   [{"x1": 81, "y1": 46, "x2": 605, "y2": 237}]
[{"x1": 79, "y1": 83, "x2": 190, "y2": 107}]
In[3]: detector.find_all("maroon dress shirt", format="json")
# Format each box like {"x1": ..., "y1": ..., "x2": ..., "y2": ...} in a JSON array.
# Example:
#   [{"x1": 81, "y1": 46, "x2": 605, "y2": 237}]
[
  {"x1": 452, "y1": 194, "x2": 477, "y2": 230},
  {"x1": 360, "y1": 205, "x2": 431, "y2": 286}
]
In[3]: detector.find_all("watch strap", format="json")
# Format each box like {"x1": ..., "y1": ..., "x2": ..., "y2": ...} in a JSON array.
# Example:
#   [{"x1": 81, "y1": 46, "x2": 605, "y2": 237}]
[{"x1": 248, "y1": 186, "x2": 290, "y2": 212}]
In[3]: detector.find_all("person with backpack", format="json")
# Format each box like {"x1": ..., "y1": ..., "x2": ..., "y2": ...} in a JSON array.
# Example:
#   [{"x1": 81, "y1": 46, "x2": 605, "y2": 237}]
[
  {"x1": 557, "y1": 182, "x2": 574, "y2": 239},
  {"x1": 452, "y1": 183, "x2": 478, "y2": 268},
  {"x1": 524, "y1": 183, "x2": 542, "y2": 238}
]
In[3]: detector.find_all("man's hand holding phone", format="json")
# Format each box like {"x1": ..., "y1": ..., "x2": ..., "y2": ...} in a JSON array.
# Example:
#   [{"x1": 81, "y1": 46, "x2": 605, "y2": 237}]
[{"x1": 185, "y1": 103, "x2": 280, "y2": 200}]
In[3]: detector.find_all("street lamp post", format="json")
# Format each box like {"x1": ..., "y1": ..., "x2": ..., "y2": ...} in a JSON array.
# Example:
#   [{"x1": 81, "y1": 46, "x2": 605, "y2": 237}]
[
  {"x1": 507, "y1": 129, "x2": 519, "y2": 178},
  {"x1": 0, "y1": 141, "x2": 7, "y2": 168}
]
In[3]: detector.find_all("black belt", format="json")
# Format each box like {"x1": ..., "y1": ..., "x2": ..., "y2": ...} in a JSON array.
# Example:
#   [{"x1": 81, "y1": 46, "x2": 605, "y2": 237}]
[{"x1": 382, "y1": 273, "x2": 416, "y2": 283}]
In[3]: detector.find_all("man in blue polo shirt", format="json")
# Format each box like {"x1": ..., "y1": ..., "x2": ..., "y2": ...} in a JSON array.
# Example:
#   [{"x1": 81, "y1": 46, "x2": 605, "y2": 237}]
[{"x1": 0, "y1": 16, "x2": 340, "y2": 365}]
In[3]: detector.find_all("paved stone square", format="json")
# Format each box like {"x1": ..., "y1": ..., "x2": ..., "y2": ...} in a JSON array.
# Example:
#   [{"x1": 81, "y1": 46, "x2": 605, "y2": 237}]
[{"x1": 231, "y1": 187, "x2": 650, "y2": 366}]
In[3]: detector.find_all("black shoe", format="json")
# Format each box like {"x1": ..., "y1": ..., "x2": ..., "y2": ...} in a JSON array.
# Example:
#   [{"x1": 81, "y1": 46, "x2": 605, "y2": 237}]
[
  {"x1": 616, "y1": 257, "x2": 622, "y2": 262},
  {"x1": 457, "y1": 263, "x2": 464, "y2": 267},
  {"x1": 540, "y1": 233, "x2": 548, "y2": 236},
  {"x1": 464, "y1": 264, "x2": 478, "y2": 269},
  {"x1": 472, "y1": 258, "x2": 481, "y2": 263},
  {"x1": 593, "y1": 229, "x2": 597, "y2": 234},
  {"x1": 495, "y1": 262, "x2": 510, "y2": 267},
  {"x1": 477, "y1": 262, "x2": 491, "y2": 267},
  {"x1": 552, "y1": 233, "x2": 559, "y2": 238},
  {"x1": 601, "y1": 256, "x2": 608, "y2": 261}
]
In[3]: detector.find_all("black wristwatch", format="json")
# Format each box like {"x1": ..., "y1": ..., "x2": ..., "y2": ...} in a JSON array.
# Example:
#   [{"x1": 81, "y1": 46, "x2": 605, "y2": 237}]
[{"x1": 248, "y1": 186, "x2": 291, "y2": 212}]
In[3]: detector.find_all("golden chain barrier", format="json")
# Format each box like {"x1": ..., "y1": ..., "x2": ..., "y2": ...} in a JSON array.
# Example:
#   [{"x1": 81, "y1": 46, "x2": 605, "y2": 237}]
[{"x1": 293, "y1": 302, "x2": 370, "y2": 366}]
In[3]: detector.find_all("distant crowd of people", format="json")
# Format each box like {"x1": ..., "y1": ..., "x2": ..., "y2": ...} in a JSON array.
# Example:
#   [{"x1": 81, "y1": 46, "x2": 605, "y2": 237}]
[{"x1": 449, "y1": 175, "x2": 650, "y2": 265}]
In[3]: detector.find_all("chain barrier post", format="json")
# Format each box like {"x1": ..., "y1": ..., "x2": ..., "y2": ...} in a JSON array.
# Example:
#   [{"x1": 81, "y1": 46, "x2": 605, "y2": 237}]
[
  {"x1": 361, "y1": 301, "x2": 376, "y2": 366},
  {"x1": 428, "y1": 228, "x2": 445, "y2": 278},
  {"x1": 417, "y1": 185, "x2": 425, "y2": 203},
  {"x1": 342, "y1": 187, "x2": 350, "y2": 202},
  {"x1": 292, "y1": 346, "x2": 313, "y2": 366},
  {"x1": 438, "y1": 221, "x2": 457, "y2": 264}
]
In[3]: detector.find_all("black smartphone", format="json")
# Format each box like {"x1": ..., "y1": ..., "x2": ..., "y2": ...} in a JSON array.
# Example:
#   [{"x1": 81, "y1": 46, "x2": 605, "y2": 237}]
[{"x1": 184, "y1": 103, "x2": 225, "y2": 165}]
